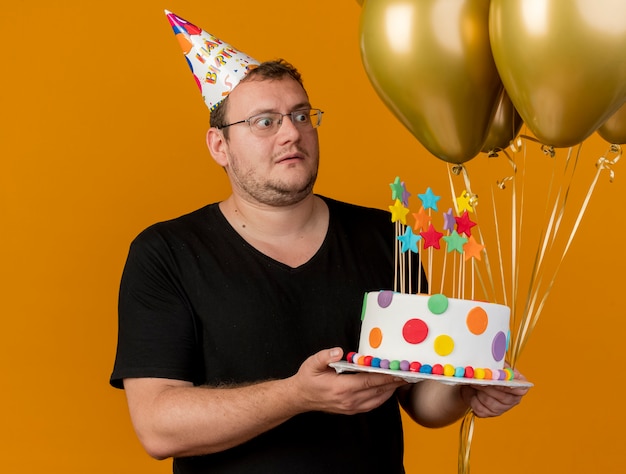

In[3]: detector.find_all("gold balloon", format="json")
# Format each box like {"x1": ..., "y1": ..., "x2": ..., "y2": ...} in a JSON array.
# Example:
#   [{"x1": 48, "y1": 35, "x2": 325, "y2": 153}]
[
  {"x1": 360, "y1": 0, "x2": 502, "y2": 164},
  {"x1": 598, "y1": 102, "x2": 626, "y2": 144},
  {"x1": 489, "y1": 0, "x2": 626, "y2": 148},
  {"x1": 482, "y1": 88, "x2": 523, "y2": 154}
]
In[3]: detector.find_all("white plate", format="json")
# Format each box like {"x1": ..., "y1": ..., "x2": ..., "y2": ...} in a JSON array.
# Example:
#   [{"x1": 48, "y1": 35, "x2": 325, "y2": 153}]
[{"x1": 329, "y1": 361, "x2": 533, "y2": 388}]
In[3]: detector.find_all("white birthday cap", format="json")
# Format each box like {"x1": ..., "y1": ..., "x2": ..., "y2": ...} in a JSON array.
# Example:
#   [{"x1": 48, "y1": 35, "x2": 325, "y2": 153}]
[{"x1": 164, "y1": 10, "x2": 260, "y2": 111}]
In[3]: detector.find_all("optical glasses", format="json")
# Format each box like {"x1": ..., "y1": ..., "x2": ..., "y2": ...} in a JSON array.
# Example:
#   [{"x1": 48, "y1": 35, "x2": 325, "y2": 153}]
[{"x1": 218, "y1": 108, "x2": 324, "y2": 136}]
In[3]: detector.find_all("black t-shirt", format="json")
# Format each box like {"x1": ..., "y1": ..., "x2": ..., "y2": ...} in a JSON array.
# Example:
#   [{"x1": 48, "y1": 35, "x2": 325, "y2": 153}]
[{"x1": 111, "y1": 196, "x2": 423, "y2": 473}]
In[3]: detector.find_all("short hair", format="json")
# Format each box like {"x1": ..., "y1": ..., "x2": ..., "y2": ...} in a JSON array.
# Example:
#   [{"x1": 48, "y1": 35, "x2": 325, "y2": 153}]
[{"x1": 210, "y1": 59, "x2": 306, "y2": 136}]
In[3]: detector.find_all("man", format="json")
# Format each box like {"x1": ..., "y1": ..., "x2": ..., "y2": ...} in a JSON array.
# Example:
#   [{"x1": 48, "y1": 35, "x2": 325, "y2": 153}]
[{"x1": 111, "y1": 12, "x2": 527, "y2": 473}]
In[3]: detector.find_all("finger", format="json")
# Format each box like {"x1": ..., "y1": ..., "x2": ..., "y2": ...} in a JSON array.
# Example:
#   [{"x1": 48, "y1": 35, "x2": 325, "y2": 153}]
[
  {"x1": 467, "y1": 386, "x2": 524, "y2": 417},
  {"x1": 310, "y1": 347, "x2": 344, "y2": 372},
  {"x1": 503, "y1": 362, "x2": 527, "y2": 381},
  {"x1": 333, "y1": 375, "x2": 406, "y2": 414},
  {"x1": 355, "y1": 374, "x2": 406, "y2": 397}
]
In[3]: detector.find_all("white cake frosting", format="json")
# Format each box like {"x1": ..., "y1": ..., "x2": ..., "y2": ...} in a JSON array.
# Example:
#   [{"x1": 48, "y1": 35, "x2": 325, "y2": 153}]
[{"x1": 355, "y1": 291, "x2": 510, "y2": 375}]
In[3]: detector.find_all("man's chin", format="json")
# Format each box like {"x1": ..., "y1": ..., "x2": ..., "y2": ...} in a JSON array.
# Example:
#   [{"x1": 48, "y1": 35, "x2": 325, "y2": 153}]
[{"x1": 264, "y1": 178, "x2": 317, "y2": 207}]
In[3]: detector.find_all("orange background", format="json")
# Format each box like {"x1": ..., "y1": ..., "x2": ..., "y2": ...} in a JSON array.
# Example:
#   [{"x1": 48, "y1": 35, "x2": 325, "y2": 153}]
[{"x1": 1, "y1": 1, "x2": 624, "y2": 472}]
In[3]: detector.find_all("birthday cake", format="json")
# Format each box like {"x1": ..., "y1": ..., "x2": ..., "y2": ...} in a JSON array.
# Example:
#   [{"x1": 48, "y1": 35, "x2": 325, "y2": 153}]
[
  {"x1": 348, "y1": 291, "x2": 512, "y2": 380},
  {"x1": 344, "y1": 177, "x2": 514, "y2": 381}
]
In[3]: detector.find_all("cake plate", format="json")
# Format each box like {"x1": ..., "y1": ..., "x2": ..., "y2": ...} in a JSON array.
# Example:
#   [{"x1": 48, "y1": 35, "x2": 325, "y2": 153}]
[{"x1": 329, "y1": 361, "x2": 533, "y2": 388}]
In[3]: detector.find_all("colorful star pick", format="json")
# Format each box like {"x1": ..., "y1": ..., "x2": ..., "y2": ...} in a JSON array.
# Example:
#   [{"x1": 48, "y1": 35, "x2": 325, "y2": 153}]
[
  {"x1": 443, "y1": 230, "x2": 468, "y2": 254},
  {"x1": 390, "y1": 177, "x2": 404, "y2": 201},
  {"x1": 412, "y1": 206, "x2": 432, "y2": 232},
  {"x1": 443, "y1": 208, "x2": 456, "y2": 232},
  {"x1": 401, "y1": 182, "x2": 411, "y2": 207},
  {"x1": 456, "y1": 190, "x2": 474, "y2": 214},
  {"x1": 389, "y1": 199, "x2": 409, "y2": 224},
  {"x1": 463, "y1": 235, "x2": 485, "y2": 261},
  {"x1": 455, "y1": 210, "x2": 477, "y2": 236},
  {"x1": 397, "y1": 227, "x2": 421, "y2": 253},
  {"x1": 418, "y1": 187, "x2": 441, "y2": 211},
  {"x1": 420, "y1": 223, "x2": 444, "y2": 250}
]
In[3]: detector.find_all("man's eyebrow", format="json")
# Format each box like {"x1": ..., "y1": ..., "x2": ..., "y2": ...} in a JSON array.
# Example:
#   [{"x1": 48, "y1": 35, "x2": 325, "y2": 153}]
[
  {"x1": 247, "y1": 103, "x2": 313, "y2": 116},
  {"x1": 292, "y1": 102, "x2": 312, "y2": 110}
]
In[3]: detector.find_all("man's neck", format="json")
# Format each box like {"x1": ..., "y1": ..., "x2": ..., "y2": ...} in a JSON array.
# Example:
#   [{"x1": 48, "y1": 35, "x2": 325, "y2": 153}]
[{"x1": 218, "y1": 194, "x2": 329, "y2": 267}]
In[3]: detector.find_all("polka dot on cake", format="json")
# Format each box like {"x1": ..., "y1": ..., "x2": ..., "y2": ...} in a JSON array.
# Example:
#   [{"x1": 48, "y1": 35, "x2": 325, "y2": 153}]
[
  {"x1": 419, "y1": 364, "x2": 433, "y2": 374},
  {"x1": 377, "y1": 290, "x2": 394, "y2": 308},
  {"x1": 492, "y1": 331, "x2": 507, "y2": 362},
  {"x1": 369, "y1": 327, "x2": 383, "y2": 348},
  {"x1": 402, "y1": 318, "x2": 428, "y2": 344},
  {"x1": 466, "y1": 306, "x2": 488, "y2": 335},
  {"x1": 434, "y1": 334, "x2": 455, "y2": 356},
  {"x1": 427, "y1": 293, "x2": 449, "y2": 314}
]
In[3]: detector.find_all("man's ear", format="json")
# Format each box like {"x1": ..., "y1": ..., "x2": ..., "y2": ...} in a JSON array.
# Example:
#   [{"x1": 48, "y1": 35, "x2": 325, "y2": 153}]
[{"x1": 206, "y1": 128, "x2": 228, "y2": 167}]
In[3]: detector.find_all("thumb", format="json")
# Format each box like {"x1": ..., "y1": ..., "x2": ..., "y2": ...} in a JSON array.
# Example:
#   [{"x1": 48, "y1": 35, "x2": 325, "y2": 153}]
[
  {"x1": 328, "y1": 347, "x2": 343, "y2": 362},
  {"x1": 306, "y1": 347, "x2": 344, "y2": 374},
  {"x1": 314, "y1": 347, "x2": 343, "y2": 367}
]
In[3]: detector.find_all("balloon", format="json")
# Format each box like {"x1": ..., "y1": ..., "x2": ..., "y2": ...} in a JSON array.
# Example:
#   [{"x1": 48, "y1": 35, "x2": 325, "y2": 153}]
[
  {"x1": 489, "y1": 0, "x2": 626, "y2": 148},
  {"x1": 598, "y1": 102, "x2": 626, "y2": 144},
  {"x1": 360, "y1": 0, "x2": 502, "y2": 164},
  {"x1": 481, "y1": 88, "x2": 523, "y2": 154}
]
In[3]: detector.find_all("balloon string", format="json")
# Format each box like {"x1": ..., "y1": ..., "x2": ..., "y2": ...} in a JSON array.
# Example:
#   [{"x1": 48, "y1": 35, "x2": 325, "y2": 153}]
[
  {"x1": 494, "y1": 147, "x2": 520, "y2": 310},
  {"x1": 452, "y1": 164, "x2": 498, "y2": 302},
  {"x1": 443, "y1": 167, "x2": 457, "y2": 295},
  {"x1": 512, "y1": 141, "x2": 528, "y2": 352},
  {"x1": 490, "y1": 187, "x2": 507, "y2": 306},
  {"x1": 511, "y1": 144, "x2": 568, "y2": 364},
  {"x1": 514, "y1": 144, "x2": 620, "y2": 359},
  {"x1": 458, "y1": 409, "x2": 475, "y2": 474},
  {"x1": 511, "y1": 143, "x2": 620, "y2": 365},
  {"x1": 516, "y1": 141, "x2": 586, "y2": 364}
]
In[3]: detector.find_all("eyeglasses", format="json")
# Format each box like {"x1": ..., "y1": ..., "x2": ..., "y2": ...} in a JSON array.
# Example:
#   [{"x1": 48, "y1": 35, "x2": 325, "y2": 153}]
[{"x1": 218, "y1": 108, "x2": 324, "y2": 136}]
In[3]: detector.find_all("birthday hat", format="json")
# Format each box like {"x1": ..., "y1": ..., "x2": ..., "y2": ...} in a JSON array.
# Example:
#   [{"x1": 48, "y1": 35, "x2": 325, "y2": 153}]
[{"x1": 165, "y1": 10, "x2": 260, "y2": 111}]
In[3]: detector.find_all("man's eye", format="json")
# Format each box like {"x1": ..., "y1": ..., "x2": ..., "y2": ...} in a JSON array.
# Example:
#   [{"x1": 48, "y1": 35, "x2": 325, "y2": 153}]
[
  {"x1": 254, "y1": 117, "x2": 275, "y2": 129},
  {"x1": 293, "y1": 112, "x2": 310, "y2": 123}
]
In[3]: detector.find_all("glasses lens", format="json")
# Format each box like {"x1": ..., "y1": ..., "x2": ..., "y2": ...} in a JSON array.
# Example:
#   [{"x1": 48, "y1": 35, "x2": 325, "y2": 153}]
[
  {"x1": 293, "y1": 109, "x2": 322, "y2": 129},
  {"x1": 250, "y1": 113, "x2": 281, "y2": 134},
  {"x1": 248, "y1": 109, "x2": 323, "y2": 135},
  {"x1": 309, "y1": 109, "x2": 323, "y2": 128}
]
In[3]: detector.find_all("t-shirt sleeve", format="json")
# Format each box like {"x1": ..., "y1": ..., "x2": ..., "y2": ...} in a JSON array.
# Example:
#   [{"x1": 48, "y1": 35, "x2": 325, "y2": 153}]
[{"x1": 110, "y1": 228, "x2": 201, "y2": 389}]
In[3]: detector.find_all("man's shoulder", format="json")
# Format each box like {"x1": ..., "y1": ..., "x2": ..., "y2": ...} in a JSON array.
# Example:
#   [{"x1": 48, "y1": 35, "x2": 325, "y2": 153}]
[
  {"x1": 132, "y1": 203, "x2": 220, "y2": 245},
  {"x1": 320, "y1": 195, "x2": 390, "y2": 226},
  {"x1": 320, "y1": 195, "x2": 387, "y2": 217}
]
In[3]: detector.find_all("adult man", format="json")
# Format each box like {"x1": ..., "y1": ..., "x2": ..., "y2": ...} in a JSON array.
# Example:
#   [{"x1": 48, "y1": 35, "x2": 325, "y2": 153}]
[{"x1": 111, "y1": 12, "x2": 527, "y2": 473}]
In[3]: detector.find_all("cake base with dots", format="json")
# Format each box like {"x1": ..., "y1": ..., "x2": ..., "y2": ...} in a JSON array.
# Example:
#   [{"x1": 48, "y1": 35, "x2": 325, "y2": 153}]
[{"x1": 351, "y1": 291, "x2": 511, "y2": 380}]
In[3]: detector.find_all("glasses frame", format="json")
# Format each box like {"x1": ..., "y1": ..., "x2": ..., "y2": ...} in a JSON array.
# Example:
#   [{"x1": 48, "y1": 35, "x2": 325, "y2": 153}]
[{"x1": 218, "y1": 108, "x2": 324, "y2": 135}]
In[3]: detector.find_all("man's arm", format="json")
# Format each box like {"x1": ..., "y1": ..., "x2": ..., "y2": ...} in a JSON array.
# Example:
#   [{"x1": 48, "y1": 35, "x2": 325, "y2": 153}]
[
  {"x1": 397, "y1": 373, "x2": 529, "y2": 428},
  {"x1": 123, "y1": 348, "x2": 407, "y2": 459}
]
